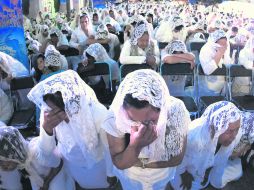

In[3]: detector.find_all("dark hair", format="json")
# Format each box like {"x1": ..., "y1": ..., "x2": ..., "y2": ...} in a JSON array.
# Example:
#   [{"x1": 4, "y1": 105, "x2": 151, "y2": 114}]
[
  {"x1": 215, "y1": 36, "x2": 227, "y2": 43},
  {"x1": 93, "y1": 13, "x2": 98, "y2": 17},
  {"x1": 50, "y1": 33, "x2": 58, "y2": 38},
  {"x1": 172, "y1": 51, "x2": 184, "y2": 54},
  {"x1": 43, "y1": 91, "x2": 65, "y2": 111},
  {"x1": 122, "y1": 93, "x2": 160, "y2": 113},
  {"x1": 123, "y1": 94, "x2": 150, "y2": 109},
  {"x1": 33, "y1": 54, "x2": 45, "y2": 82},
  {"x1": 80, "y1": 13, "x2": 88, "y2": 20},
  {"x1": 174, "y1": 25, "x2": 184, "y2": 32},
  {"x1": 232, "y1": 26, "x2": 238, "y2": 33}
]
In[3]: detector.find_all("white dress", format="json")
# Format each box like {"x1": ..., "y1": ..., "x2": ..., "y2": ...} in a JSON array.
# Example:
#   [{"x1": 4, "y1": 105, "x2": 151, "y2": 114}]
[{"x1": 38, "y1": 102, "x2": 112, "y2": 189}]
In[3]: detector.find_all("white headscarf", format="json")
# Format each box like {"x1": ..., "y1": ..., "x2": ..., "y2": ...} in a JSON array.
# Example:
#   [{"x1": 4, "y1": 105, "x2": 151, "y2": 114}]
[
  {"x1": 84, "y1": 43, "x2": 110, "y2": 62},
  {"x1": 164, "y1": 40, "x2": 187, "y2": 55},
  {"x1": 240, "y1": 111, "x2": 254, "y2": 145},
  {"x1": 0, "y1": 126, "x2": 43, "y2": 187},
  {"x1": 44, "y1": 45, "x2": 61, "y2": 67},
  {"x1": 110, "y1": 69, "x2": 188, "y2": 162},
  {"x1": 130, "y1": 21, "x2": 149, "y2": 46},
  {"x1": 208, "y1": 29, "x2": 226, "y2": 43},
  {"x1": 95, "y1": 24, "x2": 109, "y2": 40},
  {"x1": 27, "y1": 70, "x2": 104, "y2": 168}
]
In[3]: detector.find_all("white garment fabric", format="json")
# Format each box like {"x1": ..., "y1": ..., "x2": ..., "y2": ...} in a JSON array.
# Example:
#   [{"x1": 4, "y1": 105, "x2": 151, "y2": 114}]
[
  {"x1": 0, "y1": 88, "x2": 13, "y2": 124},
  {"x1": 69, "y1": 26, "x2": 95, "y2": 49},
  {"x1": 0, "y1": 52, "x2": 29, "y2": 78},
  {"x1": 232, "y1": 37, "x2": 254, "y2": 95},
  {"x1": 120, "y1": 39, "x2": 160, "y2": 65},
  {"x1": 171, "y1": 101, "x2": 241, "y2": 190},
  {"x1": 103, "y1": 69, "x2": 190, "y2": 189},
  {"x1": 0, "y1": 169, "x2": 22, "y2": 190},
  {"x1": 199, "y1": 33, "x2": 232, "y2": 95},
  {"x1": 27, "y1": 70, "x2": 111, "y2": 188},
  {"x1": 0, "y1": 126, "x2": 74, "y2": 190}
]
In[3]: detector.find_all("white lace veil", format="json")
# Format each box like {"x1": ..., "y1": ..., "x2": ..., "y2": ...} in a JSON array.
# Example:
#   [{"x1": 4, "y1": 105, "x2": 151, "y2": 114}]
[
  {"x1": 0, "y1": 126, "x2": 44, "y2": 187},
  {"x1": 240, "y1": 111, "x2": 254, "y2": 144},
  {"x1": 84, "y1": 43, "x2": 110, "y2": 62},
  {"x1": 27, "y1": 70, "x2": 103, "y2": 168},
  {"x1": 130, "y1": 21, "x2": 150, "y2": 46},
  {"x1": 191, "y1": 101, "x2": 241, "y2": 149},
  {"x1": 187, "y1": 101, "x2": 241, "y2": 178},
  {"x1": 110, "y1": 69, "x2": 171, "y2": 161}
]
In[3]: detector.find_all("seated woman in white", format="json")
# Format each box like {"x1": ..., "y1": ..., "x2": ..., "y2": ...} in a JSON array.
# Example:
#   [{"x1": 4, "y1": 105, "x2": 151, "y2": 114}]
[
  {"x1": 0, "y1": 126, "x2": 75, "y2": 190},
  {"x1": 78, "y1": 43, "x2": 120, "y2": 89},
  {"x1": 215, "y1": 111, "x2": 254, "y2": 189},
  {"x1": 199, "y1": 30, "x2": 232, "y2": 96},
  {"x1": 103, "y1": 69, "x2": 190, "y2": 190},
  {"x1": 27, "y1": 70, "x2": 115, "y2": 189},
  {"x1": 232, "y1": 37, "x2": 254, "y2": 96},
  {"x1": 161, "y1": 40, "x2": 195, "y2": 96},
  {"x1": 170, "y1": 101, "x2": 242, "y2": 190},
  {"x1": 120, "y1": 21, "x2": 160, "y2": 70}
]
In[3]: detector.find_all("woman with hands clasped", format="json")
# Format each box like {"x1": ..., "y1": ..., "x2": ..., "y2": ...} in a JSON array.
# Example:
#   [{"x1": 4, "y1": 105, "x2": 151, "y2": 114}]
[{"x1": 103, "y1": 69, "x2": 190, "y2": 190}]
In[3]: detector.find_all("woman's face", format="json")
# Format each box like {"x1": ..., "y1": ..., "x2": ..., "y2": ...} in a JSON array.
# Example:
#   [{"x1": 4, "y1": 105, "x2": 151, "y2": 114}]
[
  {"x1": 218, "y1": 119, "x2": 240, "y2": 146},
  {"x1": 80, "y1": 16, "x2": 89, "y2": 30},
  {"x1": 137, "y1": 33, "x2": 149, "y2": 50},
  {"x1": 0, "y1": 160, "x2": 18, "y2": 171},
  {"x1": 125, "y1": 105, "x2": 160, "y2": 128},
  {"x1": 37, "y1": 57, "x2": 45, "y2": 71}
]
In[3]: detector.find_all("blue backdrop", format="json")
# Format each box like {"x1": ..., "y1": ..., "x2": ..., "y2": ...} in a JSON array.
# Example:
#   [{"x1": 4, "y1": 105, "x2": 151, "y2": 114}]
[{"x1": 0, "y1": 0, "x2": 29, "y2": 70}]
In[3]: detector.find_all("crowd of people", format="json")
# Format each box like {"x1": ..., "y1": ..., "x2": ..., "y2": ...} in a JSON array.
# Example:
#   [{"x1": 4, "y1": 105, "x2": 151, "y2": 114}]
[{"x1": 0, "y1": 1, "x2": 254, "y2": 190}]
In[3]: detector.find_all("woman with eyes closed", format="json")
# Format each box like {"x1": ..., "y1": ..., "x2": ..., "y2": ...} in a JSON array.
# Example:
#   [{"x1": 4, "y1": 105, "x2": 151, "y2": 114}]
[{"x1": 102, "y1": 69, "x2": 191, "y2": 190}]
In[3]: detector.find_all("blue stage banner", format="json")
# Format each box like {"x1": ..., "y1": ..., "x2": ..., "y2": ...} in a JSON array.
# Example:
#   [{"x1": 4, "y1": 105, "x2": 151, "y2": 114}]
[
  {"x1": 0, "y1": 0, "x2": 29, "y2": 70},
  {"x1": 93, "y1": 0, "x2": 106, "y2": 8}
]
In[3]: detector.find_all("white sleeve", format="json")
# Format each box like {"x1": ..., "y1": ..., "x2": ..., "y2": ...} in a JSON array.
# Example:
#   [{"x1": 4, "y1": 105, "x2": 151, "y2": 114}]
[
  {"x1": 161, "y1": 48, "x2": 170, "y2": 62},
  {"x1": 199, "y1": 46, "x2": 218, "y2": 75},
  {"x1": 119, "y1": 40, "x2": 146, "y2": 64},
  {"x1": 239, "y1": 50, "x2": 253, "y2": 70},
  {"x1": 102, "y1": 111, "x2": 125, "y2": 138},
  {"x1": 30, "y1": 128, "x2": 60, "y2": 168},
  {"x1": 153, "y1": 40, "x2": 160, "y2": 65},
  {"x1": 69, "y1": 30, "x2": 79, "y2": 49}
]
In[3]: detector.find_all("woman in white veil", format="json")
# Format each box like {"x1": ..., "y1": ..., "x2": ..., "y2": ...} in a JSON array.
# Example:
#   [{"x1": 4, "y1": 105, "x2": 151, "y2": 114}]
[
  {"x1": 103, "y1": 69, "x2": 190, "y2": 190},
  {"x1": 171, "y1": 101, "x2": 242, "y2": 190}
]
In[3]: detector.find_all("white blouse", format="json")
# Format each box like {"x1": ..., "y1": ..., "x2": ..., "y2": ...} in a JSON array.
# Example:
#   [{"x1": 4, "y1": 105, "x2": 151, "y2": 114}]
[{"x1": 119, "y1": 39, "x2": 160, "y2": 65}]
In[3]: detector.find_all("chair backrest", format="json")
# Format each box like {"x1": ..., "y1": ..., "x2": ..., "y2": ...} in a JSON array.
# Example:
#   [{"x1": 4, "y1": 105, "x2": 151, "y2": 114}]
[
  {"x1": 10, "y1": 76, "x2": 35, "y2": 111},
  {"x1": 198, "y1": 64, "x2": 227, "y2": 76},
  {"x1": 160, "y1": 63, "x2": 194, "y2": 76},
  {"x1": 120, "y1": 64, "x2": 152, "y2": 81},
  {"x1": 158, "y1": 42, "x2": 168, "y2": 50},
  {"x1": 10, "y1": 76, "x2": 34, "y2": 90},
  {"x1": 81, "y1": 62, "x2": 110, "y2": 77},
  {"x1": 229, "y1": 65, "x2": 252, "y2": 77},
  {"x1": 190, "y1": 42, "x2": 206, "y2": 53}
]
